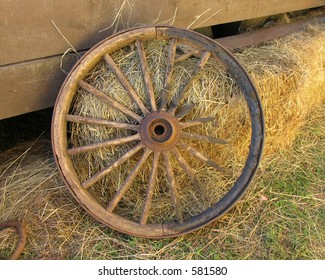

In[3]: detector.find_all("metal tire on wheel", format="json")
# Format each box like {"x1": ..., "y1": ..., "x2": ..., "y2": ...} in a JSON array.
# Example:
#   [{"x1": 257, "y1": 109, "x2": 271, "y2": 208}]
[{"x1": 52, "y1": 26, "x2": 264, "y2": 238}]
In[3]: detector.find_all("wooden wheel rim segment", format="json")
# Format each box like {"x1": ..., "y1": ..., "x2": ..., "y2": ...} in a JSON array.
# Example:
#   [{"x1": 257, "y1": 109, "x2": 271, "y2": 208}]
[{"x1": 52, "y1": 26, "x2": 264, "y2": 238}]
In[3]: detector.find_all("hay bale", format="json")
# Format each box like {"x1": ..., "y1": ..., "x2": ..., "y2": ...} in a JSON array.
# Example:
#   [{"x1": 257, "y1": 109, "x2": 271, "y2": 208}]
[{"x1": 236, "y1": 24, "x2": 325, "y2": 155}]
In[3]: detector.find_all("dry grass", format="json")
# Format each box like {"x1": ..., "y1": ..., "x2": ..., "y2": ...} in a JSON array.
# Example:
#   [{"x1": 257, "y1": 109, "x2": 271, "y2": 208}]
[
  {"x1": 69, "y1": 39, "x2": 250, "y2": 222},
  {"x1": 237, "y1": 23, "x2": 325, "y2": 155},
  {"x1": 0, "y1": 24, "x2": 324, "y2": 259}
]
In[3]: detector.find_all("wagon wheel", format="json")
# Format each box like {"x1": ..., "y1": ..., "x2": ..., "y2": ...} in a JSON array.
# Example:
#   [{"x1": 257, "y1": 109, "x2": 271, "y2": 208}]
[{"x1": 52, "y1": 26, "x2": 264, "y2": 238}]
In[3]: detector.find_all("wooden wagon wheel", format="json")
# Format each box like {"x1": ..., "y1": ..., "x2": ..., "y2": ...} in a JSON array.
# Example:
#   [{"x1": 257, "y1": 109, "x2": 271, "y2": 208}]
[{"x1": 52, "y1": 26, "x2": 264, "y2": 238}]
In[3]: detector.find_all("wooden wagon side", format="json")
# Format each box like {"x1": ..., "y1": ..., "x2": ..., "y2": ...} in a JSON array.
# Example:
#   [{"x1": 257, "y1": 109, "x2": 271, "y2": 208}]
[{"x1": 1, "y1": 0, "x2": 324, "y2": 119}]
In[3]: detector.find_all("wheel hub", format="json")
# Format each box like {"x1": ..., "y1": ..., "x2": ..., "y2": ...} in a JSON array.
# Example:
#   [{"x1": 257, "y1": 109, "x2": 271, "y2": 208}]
[{"x1": 139, "y1": 111, "x2": 180, "y2": 151}]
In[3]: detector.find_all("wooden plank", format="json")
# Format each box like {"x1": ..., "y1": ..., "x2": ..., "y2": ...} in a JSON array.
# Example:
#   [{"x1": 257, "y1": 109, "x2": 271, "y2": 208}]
[
  {"x1": 1, "y1": 0, "x2": 324, "y2": 65},
  {"x1": 0, "y1": 54, "x2": 78, "y2": 120},
  {"x1": 1, "y1": 12, "x2": 324, "y2": 120},
  {"x1": 216, "y1": 13, "x2": 325, "y2": 49},
  {"x1": 172, "y1": 0, "x2": 325, "y2": 29}
]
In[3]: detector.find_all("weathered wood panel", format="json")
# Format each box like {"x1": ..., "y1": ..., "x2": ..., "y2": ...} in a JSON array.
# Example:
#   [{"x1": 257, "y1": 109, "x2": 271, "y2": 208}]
[
  {"x1": 1, "y1": 0, "x2": 324, "y2": 65},
  {"x1": 0, "y1": 55, "x2": 78, "y2": 120},
  {"x1": 217, "y1": 14, "x2": 325, "y2": 49},
  {"x1": 2, "y1": 14, "x2": 324, "y2": 120}
]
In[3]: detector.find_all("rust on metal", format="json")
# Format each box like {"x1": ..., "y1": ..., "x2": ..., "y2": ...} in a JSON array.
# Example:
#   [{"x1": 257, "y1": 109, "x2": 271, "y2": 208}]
[
  {"x1": 139, "y1": 111, "x2": 181, "y2": 151},
  {"x1": 0, "y1": 220, "x2": 27, "y2": 260}
]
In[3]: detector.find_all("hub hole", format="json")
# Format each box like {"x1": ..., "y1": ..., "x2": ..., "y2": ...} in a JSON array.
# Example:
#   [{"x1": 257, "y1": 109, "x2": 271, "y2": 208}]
[{"x1": 154, "y1": 125, "x2": 165, "y2": 136}]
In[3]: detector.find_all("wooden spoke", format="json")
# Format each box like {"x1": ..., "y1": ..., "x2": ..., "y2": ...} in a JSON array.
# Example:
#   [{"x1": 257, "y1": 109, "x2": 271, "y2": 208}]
[
  {"x1": 106, "y1": 148, "x2": 152, "y2": 213},
  {"x1": 52, "y1": 26, "x2": 265, "y2": 238},
  {"x1": 82, "y1": 143, "x2": 145, "y2": 189},
  {"x1": 180, "y1": 117, "x2": 215, "y2": 129},
  {"x1": 171, "y1": 147, "x2": 206, "y2": 196},
  {"x1": 170, "y1": 51, "x2": 211, "y2": 114},
  {"x1": 67, "y1": 134, "x2": 140, "y2": 156},
  {"x1": 163, "y1": 151, "x2": 183, "y2": 223},
  {"x1": 175, "y1": 50, "x2": 199, "y2": 63},
  {"x1": 181, "y1": 132, "x2": 228, "y2": 145},
  {"x1": 103, "y1": 53, "x2": 150, "y2": 115},
  {"x1": 78, "y1": 80, "x2": 142, "y2": 122},
  {"x1": 136, "y1": 39, "x2": 157, "y2": 111},
  {"x1": 66, "y1": 114, "x2": 139, "y2": 131},
  {"x1": 178, "y1": 142, "x2": 225, "y2": 172},
  {"x1": 175, "y1": 103, "x2": 195, "y2": 119},
  {"x1": 160, "y1": 38, "x2": 177, "y2": 110},
  {"x1": 140, "y1": 151, "x2": 160, "y2": 225}
]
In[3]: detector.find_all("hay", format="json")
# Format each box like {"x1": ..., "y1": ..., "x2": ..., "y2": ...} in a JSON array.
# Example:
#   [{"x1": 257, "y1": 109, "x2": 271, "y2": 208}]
[
  {"x1": 69, "y1": 39, "x2": 250, "y2": 223},
  {"x1": 68, "y1": 23, "x2": 325, "y2": 224},
  {"x1": 0, "y1": 140, "x2": 72, "y2": 259},
  {"x1": 236, "y1": 23, "x2": 325, "y2": 155},
  {"x1": 0, "y1": 23, "x2": 324, "y2": 259}
]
